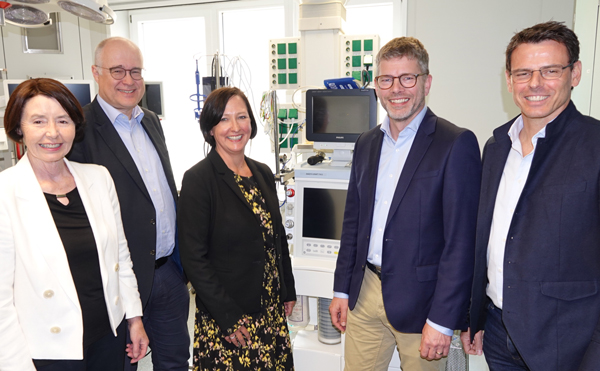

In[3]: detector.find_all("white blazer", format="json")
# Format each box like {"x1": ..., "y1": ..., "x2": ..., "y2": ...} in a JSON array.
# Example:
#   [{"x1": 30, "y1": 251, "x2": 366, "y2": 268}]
[{"x1": 0, "y1": 154, "x2": 143, "y2": 371}]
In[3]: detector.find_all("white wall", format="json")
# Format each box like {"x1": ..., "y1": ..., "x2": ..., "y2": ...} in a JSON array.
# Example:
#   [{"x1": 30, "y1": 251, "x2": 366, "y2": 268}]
[
  {"x1": 1, "y1": 0, "x2": 581, "y2": 148},
  {"x1": 406, "y1": 0, "x2": 576, "y2": 147}
]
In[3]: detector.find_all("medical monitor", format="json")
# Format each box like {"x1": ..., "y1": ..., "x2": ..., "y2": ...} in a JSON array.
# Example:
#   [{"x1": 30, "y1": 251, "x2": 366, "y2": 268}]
[
  {"x1": 303, "y1": 188, "x2": 347, "y2": 243},
  {"x1": 292, "y1": 177, "x2": 349, "y2": 261},
  {"x1": 305, "y1": 88, "x2": 377, "y2": 149},
  {"x1": 3, "y1": 79, "x2": 95, "y2": 107},
  {"x1": 139, "y1": 81, "x2": 165, "y2": 118}
]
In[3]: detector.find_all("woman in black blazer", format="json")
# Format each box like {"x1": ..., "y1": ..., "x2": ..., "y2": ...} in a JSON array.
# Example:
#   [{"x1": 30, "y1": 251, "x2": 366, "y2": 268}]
[{"x1": 178, "y1": 87, "x2": 296, "y2": 370}]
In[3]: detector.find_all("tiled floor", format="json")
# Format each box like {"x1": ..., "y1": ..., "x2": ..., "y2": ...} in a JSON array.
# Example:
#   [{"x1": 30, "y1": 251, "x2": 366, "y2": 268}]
[{"x1": 138, "y1": 288, "x2": 195, "y2": 371}]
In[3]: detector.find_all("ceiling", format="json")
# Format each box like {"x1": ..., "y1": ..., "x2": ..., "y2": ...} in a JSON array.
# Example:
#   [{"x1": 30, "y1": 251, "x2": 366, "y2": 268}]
[{"x1": 107, "y1": 0, "x2": 237, "y2": 11}]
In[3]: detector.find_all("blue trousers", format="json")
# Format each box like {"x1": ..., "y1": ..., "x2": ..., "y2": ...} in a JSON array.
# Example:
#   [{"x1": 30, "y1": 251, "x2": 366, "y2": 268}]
[
  {"x1": 482, "y1": 300, "x2": 531, "y2": 371},
  {"x1": 127, "y1": 257, "x2": 190, "y2": 371}
]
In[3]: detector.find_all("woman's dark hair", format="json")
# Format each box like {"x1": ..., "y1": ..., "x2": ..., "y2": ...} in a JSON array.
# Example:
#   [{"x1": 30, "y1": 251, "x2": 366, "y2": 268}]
[
  {"x1": 4, "y1": 78, "x2": 85, "y2": 144},
  {"x1": 200, "y1": 87, "x2": 257, "y2": 147}
]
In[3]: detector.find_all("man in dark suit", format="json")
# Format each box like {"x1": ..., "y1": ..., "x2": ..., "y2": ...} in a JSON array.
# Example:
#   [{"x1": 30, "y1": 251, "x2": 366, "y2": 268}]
[
  {"x1": 69, "y1": 37, "x2": 190, "y2": 370},
  {"x1": 461, "y1": 21, "x2": 600, "y2": 371},
  {"x1": 329, "y1": 37, "x2": 481, "y2": 371}
]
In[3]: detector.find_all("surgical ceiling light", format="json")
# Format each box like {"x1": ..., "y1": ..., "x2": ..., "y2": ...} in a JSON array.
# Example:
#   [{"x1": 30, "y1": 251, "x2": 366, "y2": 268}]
[
  {"x1": 4, "y1": 3, "x2": 51, "y2": 27},
  {"x1": 57, "y1": 0, "x2": 115, "y2": 25}
]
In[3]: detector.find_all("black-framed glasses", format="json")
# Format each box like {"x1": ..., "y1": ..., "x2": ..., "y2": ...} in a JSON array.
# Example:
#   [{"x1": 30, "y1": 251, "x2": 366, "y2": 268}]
[
  {"x1": 510, "y1": 62, "x2": 574, "y2": 83},
  {"x1": 95, "y1": 66, "x2": 144, "y2": 80},
  {"x1": 375, "y1": 73, "x2": 428, "y2": 89}
]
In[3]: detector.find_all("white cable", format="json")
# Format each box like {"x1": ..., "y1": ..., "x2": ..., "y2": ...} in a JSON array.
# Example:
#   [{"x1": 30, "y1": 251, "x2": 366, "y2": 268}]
[{"x1": 292, "y1": 85, "x2": 322, "y2": 112}]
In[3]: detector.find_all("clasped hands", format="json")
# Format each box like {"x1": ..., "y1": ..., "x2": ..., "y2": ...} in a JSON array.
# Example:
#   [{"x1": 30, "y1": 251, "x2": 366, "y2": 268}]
[{"x1": 223, "y1": 300, "x2": 296, "y2": 348}]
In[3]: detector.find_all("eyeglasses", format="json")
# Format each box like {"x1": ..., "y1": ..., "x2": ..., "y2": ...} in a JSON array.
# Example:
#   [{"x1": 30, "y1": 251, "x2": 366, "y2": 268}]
[
  {"x1": 375, "y1": 73, "x2": 428, "y2": 89},
  {"x1": 510, "y1": 62, "x2": 574, "y2": 83},
  {"x1": 95, "y1": 66, "x2": 144, "y2": 80}
]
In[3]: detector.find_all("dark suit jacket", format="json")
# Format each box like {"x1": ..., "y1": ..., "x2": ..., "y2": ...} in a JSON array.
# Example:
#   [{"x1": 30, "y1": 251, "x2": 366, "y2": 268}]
[
  {"x1": 68, "y1": 97, "x2": 179, "y2": 308},
  {"x1": 469, "y1": 101, "x2": 600, "y2": 371},
  {"x1": 333, "y1": 108, "x2": 481, "y2": 332},
  {"x1": 178, "y1": 149, "x2": 296, "y2": 331}
]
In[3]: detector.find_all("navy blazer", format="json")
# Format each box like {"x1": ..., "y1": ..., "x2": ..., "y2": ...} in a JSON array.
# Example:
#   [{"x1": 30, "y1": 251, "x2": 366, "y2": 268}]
[
  {"x1": 178, "y1": 149, "x2": 296, "y2": 331},
  {"x1": 333, "y1": 108, "x2": 481, "y2": 332},
  {"x1": 68, "y1": 98, "x2": 180, "y2": 308},
  {"x1": 469, "y1": 101, "x2": 600, "y2": 371}
]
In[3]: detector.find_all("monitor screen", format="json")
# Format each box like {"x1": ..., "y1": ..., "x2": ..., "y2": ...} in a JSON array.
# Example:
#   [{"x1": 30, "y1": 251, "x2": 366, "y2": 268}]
[
  {"x1": 302, "y1": 188, "x2": 347, "y2": 240},
  {"x1": 305, "y1": 88, "x2": 377, "y2": 145},
  {"x1": 4, "y1": 79, "x2": 94, "y2": 107},
  {"x1": 139, "y1": 81, "x2": 164, "y2": 118}
]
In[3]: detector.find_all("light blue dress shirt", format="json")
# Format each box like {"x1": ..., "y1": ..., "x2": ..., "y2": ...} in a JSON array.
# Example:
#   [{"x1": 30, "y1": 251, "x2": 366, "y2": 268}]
[
  {"x1": 334, "y1": 106, "x2": 452, "y2": 336},
  {"x1": 97, "y1": 95, "x2": 176, "y2": 259}
]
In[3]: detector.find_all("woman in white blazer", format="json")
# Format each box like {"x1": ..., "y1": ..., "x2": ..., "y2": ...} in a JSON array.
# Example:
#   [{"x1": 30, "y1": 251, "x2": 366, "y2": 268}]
[{"x1": 0, "y1": 78, "x2": 148, "y2": 371}]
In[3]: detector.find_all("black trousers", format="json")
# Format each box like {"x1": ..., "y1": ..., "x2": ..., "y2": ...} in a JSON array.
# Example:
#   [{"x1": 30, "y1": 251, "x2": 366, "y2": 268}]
[{"x1": 33, "y1": 319, "x2": 127, "y2": 371}]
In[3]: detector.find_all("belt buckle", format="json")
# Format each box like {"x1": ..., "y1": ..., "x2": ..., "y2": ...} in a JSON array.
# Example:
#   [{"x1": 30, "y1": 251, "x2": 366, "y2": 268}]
[
  {"x1": 367, "y1": 262, "x2": 382, "y2": 280},
  {"x1": 374, "y1": 265, "x2": 382, "y2": 279}
]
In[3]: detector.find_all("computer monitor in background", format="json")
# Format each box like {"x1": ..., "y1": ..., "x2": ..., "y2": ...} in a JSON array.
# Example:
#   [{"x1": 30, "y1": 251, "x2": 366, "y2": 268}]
[
  {"x1": 3, "y1": 79, "x2": 95, "y2": 107},
  {"x1": 139, "y1": 81, "x2": 165, "y2": 119},
  {"x1": 305, "y1": 88, "x2": 377, "y2": 165}
]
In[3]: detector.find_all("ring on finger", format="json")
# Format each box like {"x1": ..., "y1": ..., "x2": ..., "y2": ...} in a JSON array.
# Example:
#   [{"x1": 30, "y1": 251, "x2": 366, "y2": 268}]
[
  {"x1": 436, "y1": 352, "x2": 443, "y2": 355},
  {"x1": 230, "y1": 334, "x2": 236, "y2": 339}
]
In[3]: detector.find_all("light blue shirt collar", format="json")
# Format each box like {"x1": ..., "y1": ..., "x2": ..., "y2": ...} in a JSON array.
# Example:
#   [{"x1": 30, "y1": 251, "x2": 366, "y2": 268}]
[
  {"x1": 380, "y1": 105, "x2": 427, "y2": 142},
  {"x1": 96, "y1": 94, "x2": 144, "y2": 126}
]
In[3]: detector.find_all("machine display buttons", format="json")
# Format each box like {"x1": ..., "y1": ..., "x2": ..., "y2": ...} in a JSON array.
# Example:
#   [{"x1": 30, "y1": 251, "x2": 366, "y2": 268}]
[
  {"x1": 277, "y1": 43, "x2": 286, "y2": 54},
  {"x1": 278, "y1": 58, "x2": 287, "y2": 69},
  {"x1": 278, "y1": 108, "x2": 287, "y2": 120},
  {"x1": 288, "y1": 42, "x2": 297, "y2": 54}
]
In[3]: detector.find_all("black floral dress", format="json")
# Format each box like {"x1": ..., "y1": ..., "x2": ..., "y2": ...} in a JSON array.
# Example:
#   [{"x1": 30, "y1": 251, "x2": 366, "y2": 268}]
[{"x1": 192, "y1": 173, "x2": 294, "y2": 371}]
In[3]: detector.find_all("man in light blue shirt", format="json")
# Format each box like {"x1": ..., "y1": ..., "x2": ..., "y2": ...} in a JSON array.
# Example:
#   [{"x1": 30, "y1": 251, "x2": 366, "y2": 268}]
[
  {"x1": 330, "y1": 37, "x2": 481, "y2": 371},
  {"x1": 69, "y1": 37, "x2": 190, "y2": 370}
]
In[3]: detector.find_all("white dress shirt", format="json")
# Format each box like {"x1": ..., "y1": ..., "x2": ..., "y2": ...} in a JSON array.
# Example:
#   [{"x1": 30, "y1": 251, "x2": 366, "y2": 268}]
[{"x1": 486, "y1": 116, "x2": 547, "y2": 309}]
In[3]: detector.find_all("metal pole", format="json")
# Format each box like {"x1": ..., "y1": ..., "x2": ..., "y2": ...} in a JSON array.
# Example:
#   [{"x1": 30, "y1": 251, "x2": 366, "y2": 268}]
[
  {"x1": 272, "y1": 91, "x2": 281, "y2": 182},
  {"x1": 215, "y1": 51, "x2": 221, "y2": 90}
]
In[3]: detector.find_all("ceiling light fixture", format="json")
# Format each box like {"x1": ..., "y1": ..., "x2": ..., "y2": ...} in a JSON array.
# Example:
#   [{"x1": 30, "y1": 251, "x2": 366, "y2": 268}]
[
  {"x1": 4, "y1": 3, "x2": 51, "y2": 27},
  {"x1": 57, "y1": 0, "x2": 114, "y2": 25}
]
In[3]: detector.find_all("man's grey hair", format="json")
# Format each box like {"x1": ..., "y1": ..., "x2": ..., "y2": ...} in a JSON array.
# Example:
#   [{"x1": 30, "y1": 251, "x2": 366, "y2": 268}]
[{"x1": 375, "y1": 37, "x2": 429, "y2": 75}]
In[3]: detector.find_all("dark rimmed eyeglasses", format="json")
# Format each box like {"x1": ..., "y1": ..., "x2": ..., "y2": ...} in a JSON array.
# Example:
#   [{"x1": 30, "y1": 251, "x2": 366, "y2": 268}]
[
  {"x1": 95, "y1": 66, "x2": 144, "y2": 81},
  {"x1": 375, "y1": 73, "x2": 428, "y2": 89}
]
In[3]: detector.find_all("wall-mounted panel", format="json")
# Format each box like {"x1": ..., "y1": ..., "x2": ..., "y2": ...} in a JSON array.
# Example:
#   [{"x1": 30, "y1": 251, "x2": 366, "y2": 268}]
[{"x1": 2, "y1": 11, "x2": 85, "y2": 80}]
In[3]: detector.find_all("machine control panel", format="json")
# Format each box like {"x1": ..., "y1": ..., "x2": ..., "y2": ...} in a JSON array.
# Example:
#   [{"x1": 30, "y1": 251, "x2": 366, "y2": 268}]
[
  {"x1": 302, "y1": 239, "x2": 340, "y2": 257},
  {"x1": 284, "y1": 183, "x2": 296, "y2": 254}
]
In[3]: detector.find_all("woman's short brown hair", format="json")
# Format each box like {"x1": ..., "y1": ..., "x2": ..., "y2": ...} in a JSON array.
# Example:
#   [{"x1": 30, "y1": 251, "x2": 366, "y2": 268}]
[
  {"x1": 200, "y1": 87, "x2": 257, "y2": 147},
  {"x1": 4, "y1": 78, "x2": 85, "y2": 144}
]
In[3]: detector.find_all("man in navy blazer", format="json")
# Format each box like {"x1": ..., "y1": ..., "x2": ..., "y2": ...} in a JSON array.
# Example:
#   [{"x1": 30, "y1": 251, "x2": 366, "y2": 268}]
[
  {"x1": 69, "y1": 37, "x2": 190, "y2": 370},
  {"x1": 461, "y1": 22, "x2": 600, "y2": 371},
  {"x1": 329, "y1": 37, "x2": 481, "y2": 371}
]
